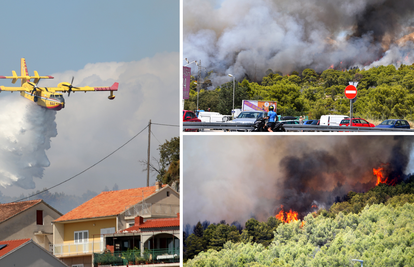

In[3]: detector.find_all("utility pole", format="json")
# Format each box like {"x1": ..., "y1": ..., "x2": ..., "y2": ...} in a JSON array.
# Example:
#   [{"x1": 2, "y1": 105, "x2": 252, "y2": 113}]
[{"x1": 146, "y1": 120, "x2": 151, "y2": 187}]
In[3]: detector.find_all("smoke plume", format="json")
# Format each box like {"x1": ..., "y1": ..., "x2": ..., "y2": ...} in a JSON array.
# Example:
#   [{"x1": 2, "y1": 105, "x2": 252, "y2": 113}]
[
  {"x1": 184, "y1": 0, "x2": 414, "y2": 86},
  {"x1": 0, "y1": 95, "x2": 57, "y2": 189},
  {"x1": 183, "y1": 136, "x2": 414, "y2": 225}
]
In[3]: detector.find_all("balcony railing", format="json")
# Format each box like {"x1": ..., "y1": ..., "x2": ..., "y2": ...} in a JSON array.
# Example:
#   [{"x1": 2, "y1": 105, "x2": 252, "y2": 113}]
[
  {"x1": 93, "y1": 248, "x2": 180, "y2": 266},
  {"x1": 124, "y1": 203, "x2": 179, "y2": 218},
  {"x1": 54, "y1": 240, "x2": 104, "y2": 257}
]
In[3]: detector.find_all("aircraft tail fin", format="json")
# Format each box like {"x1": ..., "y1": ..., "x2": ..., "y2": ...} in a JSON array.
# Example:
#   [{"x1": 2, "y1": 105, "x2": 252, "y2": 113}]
[
  {"x1": 20, "y1": 58, "x2": 30, "y2": 85},
  {"x1": 0, "y1": 58, "x2": 54, "y2": 85}
]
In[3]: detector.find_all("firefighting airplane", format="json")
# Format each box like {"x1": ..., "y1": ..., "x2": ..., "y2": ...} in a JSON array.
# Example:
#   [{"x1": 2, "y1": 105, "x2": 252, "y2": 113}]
[{"x1": 0, "y1": 58, "x2": 119, "y2": 111}]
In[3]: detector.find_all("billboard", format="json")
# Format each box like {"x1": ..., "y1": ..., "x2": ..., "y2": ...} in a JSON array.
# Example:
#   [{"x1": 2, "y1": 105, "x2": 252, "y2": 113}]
[
  {"x1": 242, "y1": 100, "x2": 277, "y2": 112},
  {"x1": 183, "y1": 66, "x2": 191, "y2": 100}
]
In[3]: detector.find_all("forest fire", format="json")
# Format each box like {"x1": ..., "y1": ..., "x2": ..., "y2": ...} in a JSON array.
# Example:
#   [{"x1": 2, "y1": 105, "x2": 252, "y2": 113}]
[
  {"x1": 275, "y1": 205, "x2": 299, "y2": 223},
  {"x1": 373, "y1": 164, "x2": 397, "y2": 186}
]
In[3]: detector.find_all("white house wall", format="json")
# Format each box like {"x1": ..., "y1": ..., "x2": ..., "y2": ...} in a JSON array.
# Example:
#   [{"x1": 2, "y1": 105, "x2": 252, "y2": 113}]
[{"x1": 0, "y1": 202, "x2": 62, "y2": 250}]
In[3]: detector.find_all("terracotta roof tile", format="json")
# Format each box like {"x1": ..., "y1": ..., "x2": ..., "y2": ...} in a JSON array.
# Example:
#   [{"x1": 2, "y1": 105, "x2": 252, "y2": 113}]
[
  {"x1": 0, "y1": 200, "x2": 42, "y2": 223},
  {"x1": 54, "y1": 185, "x2": 166, "y2": 222},
  {"x1": 0, "y1": 238, "x2": 31, "y2": 258},
  {"x1": 121, "y1": 217, "x2": 179, "y2": 233}
]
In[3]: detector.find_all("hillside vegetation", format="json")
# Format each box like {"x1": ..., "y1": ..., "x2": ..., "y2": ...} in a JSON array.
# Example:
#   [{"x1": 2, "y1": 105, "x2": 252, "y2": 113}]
[{"x1": 184, "y1": 65, "x2": 414, "y2": 124}]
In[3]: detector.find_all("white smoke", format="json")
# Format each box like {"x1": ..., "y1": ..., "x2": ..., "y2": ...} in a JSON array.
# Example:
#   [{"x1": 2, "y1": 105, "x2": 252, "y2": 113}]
[
  {"x1": 364, "y1": 42, "x2": 414, "y2": 69},
  {"x1": 0, "y1": 94, "x2": 57, "y2": 189},
  {"x1": 184, "y1": 0, "x2": 414, "y2": 86}
]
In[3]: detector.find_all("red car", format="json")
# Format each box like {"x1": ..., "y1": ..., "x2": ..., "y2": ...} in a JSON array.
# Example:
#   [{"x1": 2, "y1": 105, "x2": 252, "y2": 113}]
[
  {"x1": 339, "y1": 118, "x2": 375, "y2": 127},
  {"x1": 183, "y1": 110, "x2": 201, "y2": 132}
]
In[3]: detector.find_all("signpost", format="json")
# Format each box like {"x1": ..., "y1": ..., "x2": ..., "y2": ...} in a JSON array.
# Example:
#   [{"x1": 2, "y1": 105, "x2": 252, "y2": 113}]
[
  {"x1": 345, "y1": 83, "x2": 358, "y2": 126},
  {"x1": 345, "y1": 85, "x2": 357, "y2": 99}
]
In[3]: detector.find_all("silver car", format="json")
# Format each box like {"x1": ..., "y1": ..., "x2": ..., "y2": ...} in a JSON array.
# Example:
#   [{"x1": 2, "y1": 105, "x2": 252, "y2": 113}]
[{"x1": 229, "y1": 111, "x2": 267, "y2": 131}]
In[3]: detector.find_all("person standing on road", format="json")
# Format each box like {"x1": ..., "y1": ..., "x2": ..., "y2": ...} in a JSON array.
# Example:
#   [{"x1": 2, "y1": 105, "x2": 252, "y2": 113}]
[
  {"x1": 267, "y1": 105, "x2": 277, "y2": 132},
  {"x1": 299, "y1": 115, "x2": 304, "y2": 132}
]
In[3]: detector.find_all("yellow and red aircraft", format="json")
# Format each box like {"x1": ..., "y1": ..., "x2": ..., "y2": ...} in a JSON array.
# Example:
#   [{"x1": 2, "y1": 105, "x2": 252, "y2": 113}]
[{"x1": 0, "y1": 58, "x2": 118, "y2": 111}]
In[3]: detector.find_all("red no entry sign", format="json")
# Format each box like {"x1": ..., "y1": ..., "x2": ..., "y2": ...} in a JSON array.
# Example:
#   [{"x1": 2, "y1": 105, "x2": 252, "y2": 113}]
[{"x1": 345, "y1": 85, "x2": 357, "y2": 99}]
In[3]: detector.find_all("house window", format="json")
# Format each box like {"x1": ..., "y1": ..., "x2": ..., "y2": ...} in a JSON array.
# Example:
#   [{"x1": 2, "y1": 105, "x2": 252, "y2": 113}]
[
  {"x1": 36, "y1": 210, "x2": 43, "y2": 225},
  {"x1": 74, "y1": 230, "x2": 89, "y2": 244},
  {"x1": 167, "y1": 191, "x2": 170, "y2": 197}
]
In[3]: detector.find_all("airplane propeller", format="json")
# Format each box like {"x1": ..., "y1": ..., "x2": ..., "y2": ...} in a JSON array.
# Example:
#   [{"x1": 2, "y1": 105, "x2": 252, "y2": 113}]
[
  {"x1": 62, "y1": 76, "x2": 79, "y2": 97},
  {"x1": 27, "y1": 81, "x2": 39, "y2": 96}
]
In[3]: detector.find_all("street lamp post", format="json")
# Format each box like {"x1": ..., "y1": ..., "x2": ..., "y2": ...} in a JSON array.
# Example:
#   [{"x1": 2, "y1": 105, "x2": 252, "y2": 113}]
[
  {"x1": 184, "y1": 58, "x2": 201, "y2": 111},
  {"x1": 228, "y1": 74, "x2": 235, "y2": 117}
]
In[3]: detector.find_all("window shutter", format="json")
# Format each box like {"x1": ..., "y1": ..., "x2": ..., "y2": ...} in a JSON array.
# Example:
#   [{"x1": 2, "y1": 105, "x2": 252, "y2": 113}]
[{"x1": 36, "y1": 210, "x2": 43, "y2": 225}]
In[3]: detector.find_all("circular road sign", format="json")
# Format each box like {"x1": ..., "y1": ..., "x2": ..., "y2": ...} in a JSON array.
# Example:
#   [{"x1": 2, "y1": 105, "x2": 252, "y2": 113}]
[{"x1": 344, "y1": 85, "x2": 357, "y2": 99}]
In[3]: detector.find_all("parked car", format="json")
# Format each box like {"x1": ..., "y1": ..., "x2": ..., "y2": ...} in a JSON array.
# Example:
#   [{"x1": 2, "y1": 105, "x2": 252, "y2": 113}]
[
  {"x1": 339, "y1": 118, "x2": 375, "y2": 127},
  {"x1": 229, "y1": 111, "x2": 267, "y2": 131},
  {"x1": 375, "y1": 119, "x2": 410, "y2": 129},
  {"x1": 230, "y1": 111, "x2": 267, "y2": 124},
  {"x1": 183, "y1": 110, "x2": 201, "y2": 132},
  {"x1": 320, "y1": 115, "x2": 349, "y2": 126},
  {"x1": 280, "y1": 116, "x2": 297, "y2": 121},
  {"x1": 304, "y1": 120, "x2": 316, "y2": 125},
  {"x1": 311, "y1": 120, "x2": 320, "y2": 125},
  {"x1": 281, "y1": 120, "x2": 300, "y2": 124},
  {"x1": 198, "y1": 111, "x2": 229, "y2": 122}
]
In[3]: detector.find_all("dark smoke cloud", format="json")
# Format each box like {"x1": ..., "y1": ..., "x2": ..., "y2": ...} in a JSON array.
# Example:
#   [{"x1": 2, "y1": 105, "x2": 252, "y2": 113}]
[
  {"x1": 184, "y1": 0, "x2": 414, "y2": 86},
  {"x1": 353, "y1": 0, "x2": 414, "y2": 43},
  {"x1": 183, "y1": 135, "x2": 414, "y2": 226},
  {"x1": 276, "y1": 136, "x2": 414, "y2": 217}
]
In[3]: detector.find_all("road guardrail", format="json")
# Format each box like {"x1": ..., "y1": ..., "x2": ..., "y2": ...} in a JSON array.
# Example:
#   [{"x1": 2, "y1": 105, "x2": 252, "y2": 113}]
[{"x1": 183, "y1": 122, "x2": 414, "y2": 132}]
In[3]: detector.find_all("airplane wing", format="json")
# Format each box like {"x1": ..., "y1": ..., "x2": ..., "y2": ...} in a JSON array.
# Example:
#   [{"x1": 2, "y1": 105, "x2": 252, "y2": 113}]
[
  {"x1": 0, "y1": 85, "x2": 28, "y2": 92},
  {"x1": 52, "y1": 82, "x2": 119, "y2": 93}
]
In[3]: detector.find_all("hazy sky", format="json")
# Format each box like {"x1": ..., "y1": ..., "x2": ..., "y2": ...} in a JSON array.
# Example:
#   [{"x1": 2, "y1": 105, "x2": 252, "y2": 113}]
[{"x1": 0, "y1": 0, "x2": 179, "y2": 198}]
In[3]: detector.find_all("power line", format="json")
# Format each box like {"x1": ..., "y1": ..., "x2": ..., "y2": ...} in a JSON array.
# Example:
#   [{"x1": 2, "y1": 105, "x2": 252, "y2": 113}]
[
  {"x1": 15, "y1": 124, "x2": 149, "y2": 202},
  {"x1": 151, "y1": 131, "x2": 161, "y2": 145},
  {"x1": 152, "y1": 122, "x2": 179, "y2": 127}
]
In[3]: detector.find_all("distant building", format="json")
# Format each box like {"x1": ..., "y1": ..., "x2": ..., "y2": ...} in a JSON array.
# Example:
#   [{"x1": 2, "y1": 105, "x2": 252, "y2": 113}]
[
  {"x1": 0, "y1": 238, "x2": 67, "y2": 267},
  {"x1": 52, "y1": 182, "x2": 179, "y2": 267},
  {"x1": 0, "y1": 199, "x2": 62, "y2": 252}
]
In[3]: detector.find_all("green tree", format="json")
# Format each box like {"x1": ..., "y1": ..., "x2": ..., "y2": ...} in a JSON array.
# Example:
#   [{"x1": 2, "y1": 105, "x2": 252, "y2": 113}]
[
  {"x1": 152, "y1": 137, "x2": 179, "y2": 187},
  {"x1": 217, "y1": 81, "x2": 249, "y2": 115},
  {"x1": 184, "y1": 234, "x2": 204, "y2": 261}
]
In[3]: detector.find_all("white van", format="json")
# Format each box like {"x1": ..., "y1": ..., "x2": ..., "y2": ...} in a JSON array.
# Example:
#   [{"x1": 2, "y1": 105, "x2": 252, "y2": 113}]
[
  {"x1": 198, "y1": 111, "x2": 228, "y2": 122},
  {"x1": 320, "y1": 115, "x2": 349, "y2": 126}
]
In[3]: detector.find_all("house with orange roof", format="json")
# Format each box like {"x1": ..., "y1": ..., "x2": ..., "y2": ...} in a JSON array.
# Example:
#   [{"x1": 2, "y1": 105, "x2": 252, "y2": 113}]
[
  {"x1": 0, "y1": 199, "x2": 62, "y2": 252},
  {"x1": 52, "y1": 182, "x2": 179, "y2": 267},
  {"x1": 0, "y1": 238, "x2": 67, "y2": 267},
  {"x1": 94, "y1": 213, "x2": 180, "y2": 265}
]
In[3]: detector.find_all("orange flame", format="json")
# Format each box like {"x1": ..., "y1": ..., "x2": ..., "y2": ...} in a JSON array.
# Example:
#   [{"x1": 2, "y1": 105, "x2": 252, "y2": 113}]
[
  {"x1": 373, "y1": 165, "x2": 397, "y2": 186},
  {"x1": 373, "y1": 167, "x2": 387, "y2": 185},
  {"x1": 275, "y1": 205, "x2": 298, "y2": 223}
]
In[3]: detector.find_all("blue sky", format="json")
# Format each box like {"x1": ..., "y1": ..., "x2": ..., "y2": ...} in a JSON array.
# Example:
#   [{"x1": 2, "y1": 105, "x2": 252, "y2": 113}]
[
  {"x1": 0, "y1": 0, "x2": 179, "y2": 75},
  {"x1": 0, "y1": 0, "x2": 180, "y2": 202}
]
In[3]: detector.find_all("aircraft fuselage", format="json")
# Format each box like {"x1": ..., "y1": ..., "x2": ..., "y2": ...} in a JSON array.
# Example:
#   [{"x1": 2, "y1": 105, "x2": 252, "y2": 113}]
[{"x1": 20, "y1": 90, "x2": 65, "y2": 110}]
